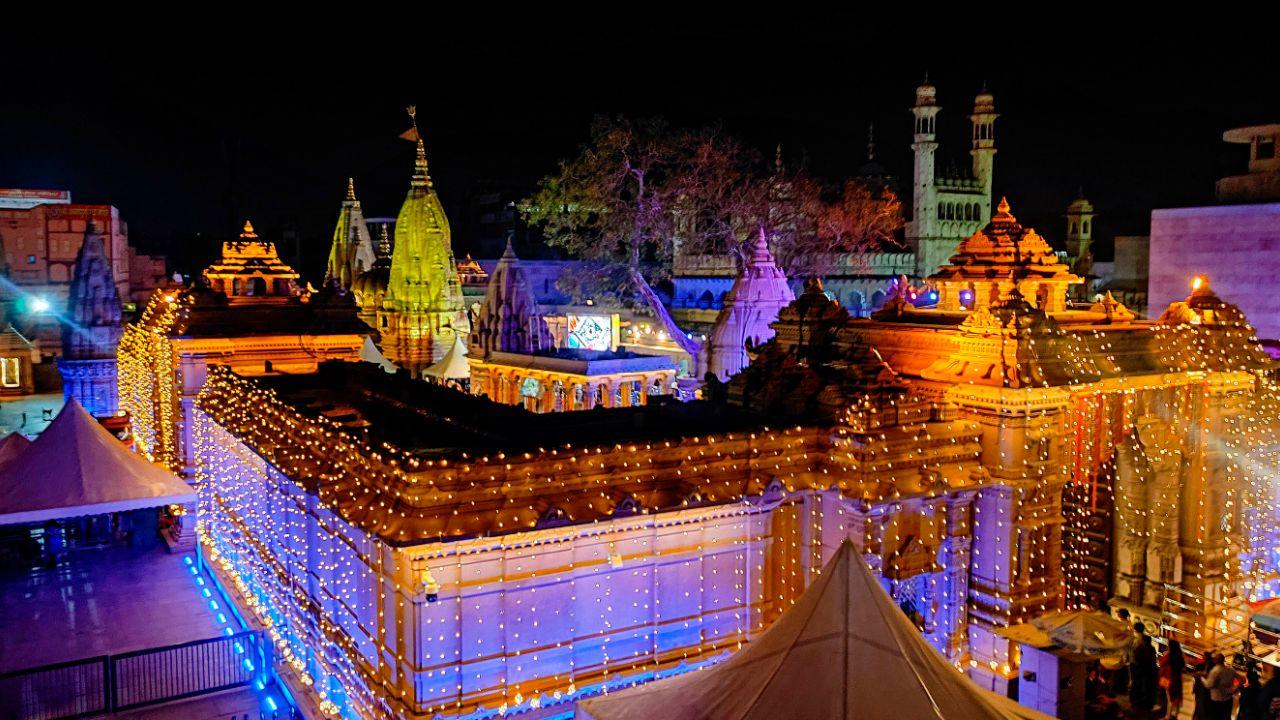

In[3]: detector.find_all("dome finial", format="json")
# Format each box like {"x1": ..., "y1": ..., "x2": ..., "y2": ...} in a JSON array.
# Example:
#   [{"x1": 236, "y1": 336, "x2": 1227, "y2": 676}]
[
  {"x1": 346, "y1": 177, "x2": 356, "y2": 201},
  {"x1": 997, "y1": 197, "x2": 1012, "y2": 216},
  {"x1": 866, "y1": 122, "x2": 876, "y2": 161},
  {"x1": 774, "y1": 143, "x2": 783, "y2": 174},
  {"x1": 241, "y1": 220, "x2": 257, "y2": 239}
]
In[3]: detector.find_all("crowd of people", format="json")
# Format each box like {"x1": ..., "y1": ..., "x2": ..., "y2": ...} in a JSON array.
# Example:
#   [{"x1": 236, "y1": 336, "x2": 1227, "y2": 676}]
[{"x1": 1087, "y1": 609, "x2": 1280, "y2": 719}]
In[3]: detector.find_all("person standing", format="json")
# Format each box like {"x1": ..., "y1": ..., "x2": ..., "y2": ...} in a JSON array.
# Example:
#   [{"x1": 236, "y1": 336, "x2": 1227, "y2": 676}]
[
  {"x1": 1160, "y1": 639, "x2": 1187, "y2": 720},
  {"x1": 1206, "y1": 652, "x2": 1238, "y2": 720},
  {"x1": 1260, "y1": 665, "x2": 1280, "y2": 719},
  {"x1": 1117, "y1": 608, "x2": 1137, "y2": 694},
  {"x1": 1131, "y1": 626, "x2": 1159, "y2": 716},
  {"x1": 1239, "y1": 666, "x2": 1263, "y2": 720}
]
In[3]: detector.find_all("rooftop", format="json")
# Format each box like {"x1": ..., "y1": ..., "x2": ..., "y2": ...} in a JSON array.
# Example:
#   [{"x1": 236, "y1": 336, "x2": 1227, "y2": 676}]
[{"x1": 255, "y1": 360, "x2": 761, "y2": 458}]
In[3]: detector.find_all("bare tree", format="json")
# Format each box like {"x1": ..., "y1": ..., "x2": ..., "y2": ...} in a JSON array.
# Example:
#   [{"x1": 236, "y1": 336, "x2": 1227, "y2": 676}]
[{"x1": 523, "y1": 116, "x2": 905, "y2": 356}]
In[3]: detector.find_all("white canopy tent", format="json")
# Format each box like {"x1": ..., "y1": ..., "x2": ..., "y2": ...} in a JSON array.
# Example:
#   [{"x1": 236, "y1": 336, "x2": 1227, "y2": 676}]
[
  {"x1": 577, "y1": 541, "x2": 1052, "y2": 720},
  {"x1": 0, "y1": 432, "x2": 31, "y2": 470},
  {"x1": 0, "y1": 399, "x2": 195, "y2": 525},
  {"x1": 360, "y1": 336, "x2": 398, "y2": 374},
  {"x1": 422, "y1": 334, "x2": 471, "y2": 380}
]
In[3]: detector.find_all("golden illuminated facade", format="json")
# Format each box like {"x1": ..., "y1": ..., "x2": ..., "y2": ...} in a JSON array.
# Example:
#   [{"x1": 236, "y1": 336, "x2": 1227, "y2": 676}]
[{"x1": 178, "y1": 199, "x2": 1280, "y2": 717}]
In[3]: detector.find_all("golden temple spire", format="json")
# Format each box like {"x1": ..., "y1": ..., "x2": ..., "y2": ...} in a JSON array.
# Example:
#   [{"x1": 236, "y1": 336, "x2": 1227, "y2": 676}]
[
  {"x1": 240, "y1": 220, "x2": 258, "y2": 239},
  {"x1": 346, "y1": 177, "x2": 356, "y2": 201}
]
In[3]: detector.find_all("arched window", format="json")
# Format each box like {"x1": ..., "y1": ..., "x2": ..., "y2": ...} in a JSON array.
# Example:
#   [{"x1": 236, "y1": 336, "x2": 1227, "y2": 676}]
[
  {"x1": 849, "y1": 291, "x2": 865, "y2": 315},
  {"x1": 937, "y1": 204, "x2": 945, "y2": 220},
  {"x1": 1070, "y1": 221, "x2": 1078, "y2": 235},
  {"x1": 1082, "y1": 220, "x2": 1090, "y2": 234},
  {"x1": 250, "y1": 277, "x2": 267, "y2": 295},
  {"x1": 870, "y1": 290, "x2": 886, "y2": 310}
]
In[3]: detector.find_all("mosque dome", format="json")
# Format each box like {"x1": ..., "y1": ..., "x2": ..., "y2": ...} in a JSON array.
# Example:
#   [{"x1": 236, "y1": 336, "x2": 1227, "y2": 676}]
[
  {"x1": 1067, "y1": 195, "x2": 1094, "y2": 214},
  {"x1": 973, "y1": 89, "x2": 996, "y2": 114},
  {"x1": 915, "y1": 81, "x2": 938, "y2": 106}
]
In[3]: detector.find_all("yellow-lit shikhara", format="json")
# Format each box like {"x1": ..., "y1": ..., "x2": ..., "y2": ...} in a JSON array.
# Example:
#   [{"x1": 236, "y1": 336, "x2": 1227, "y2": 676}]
[
  {"x1": 377, "y1": 114, "x2": 469, "y2": 376},
  {"x1": 177, "y1": 199, "x2": 1280, "y2": 718}
]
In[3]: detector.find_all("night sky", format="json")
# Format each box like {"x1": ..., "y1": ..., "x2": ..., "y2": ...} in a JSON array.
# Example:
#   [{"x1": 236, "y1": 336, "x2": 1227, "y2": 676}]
[{"x1": 2, "y1": 5, "x2": 1276, "y2": 278}]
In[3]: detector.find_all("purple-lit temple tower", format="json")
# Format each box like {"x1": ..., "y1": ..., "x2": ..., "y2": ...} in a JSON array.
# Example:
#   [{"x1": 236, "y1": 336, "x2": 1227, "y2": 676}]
[
  {"x1": 703, "y1": 229, "x2": 793, "y2": 381},
  {"x1": 57, "y1": 219, "x2": 123, "y2": 417},
  {"x1": 469, "y1": 239, "x2": 553, "y2": 355}
]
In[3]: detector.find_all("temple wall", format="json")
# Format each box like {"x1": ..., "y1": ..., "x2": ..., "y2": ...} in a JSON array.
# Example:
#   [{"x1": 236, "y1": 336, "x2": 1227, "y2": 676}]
[{"x1": 192, "y1": 393, "x2": 988, "y2": 717}]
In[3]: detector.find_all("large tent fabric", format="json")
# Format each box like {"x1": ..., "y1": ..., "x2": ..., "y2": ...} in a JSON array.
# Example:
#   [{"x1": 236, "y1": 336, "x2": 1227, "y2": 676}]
[
  {"x1": 423, "y1": 334, "x2": 470, "y2": 380},
  {"x1": 577, "y1": 541, "x2": 1053, "y2": 720},
  {"x1": 0, "y1": 399, "x2": 195, "y2": 525},
  {"x1": 0, "y1": 432, "x2": 31, "y2": 470}
]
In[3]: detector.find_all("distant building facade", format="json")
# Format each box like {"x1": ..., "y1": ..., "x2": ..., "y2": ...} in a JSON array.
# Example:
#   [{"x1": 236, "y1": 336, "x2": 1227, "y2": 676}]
[{"x1": 0, "y1": 188, "x2": 166, "y2": 352}]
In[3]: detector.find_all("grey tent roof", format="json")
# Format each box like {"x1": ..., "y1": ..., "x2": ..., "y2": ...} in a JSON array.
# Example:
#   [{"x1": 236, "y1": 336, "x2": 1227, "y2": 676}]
[
  {"x1": 578, "y1": 541, "x2": 1052, "y2": 720},
  {"x1": 0, "y1": 399, "x2": 194, "y2": 525}
]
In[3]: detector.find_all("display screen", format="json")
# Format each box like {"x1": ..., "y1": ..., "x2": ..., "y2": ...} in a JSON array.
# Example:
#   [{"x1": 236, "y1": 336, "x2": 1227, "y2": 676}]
[{"x1": 566, "y1": 314, "x2": 613, "y2": 351}]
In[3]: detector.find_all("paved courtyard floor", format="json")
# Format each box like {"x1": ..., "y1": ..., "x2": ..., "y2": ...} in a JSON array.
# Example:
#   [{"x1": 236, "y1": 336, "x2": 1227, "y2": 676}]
[
  {"x1": 114, "y1": 686, "x2": 292, "y2": 720},
  {"x1": 0, "y1": 538, "x2": 226, "y2": 672},
  {"x1": 0, "y1": 391, "x2": 64, "y2": 437}
]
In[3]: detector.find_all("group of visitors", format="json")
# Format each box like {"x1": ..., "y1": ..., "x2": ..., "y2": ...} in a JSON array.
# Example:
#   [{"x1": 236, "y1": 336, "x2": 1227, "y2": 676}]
[{"x1": 1100, "y1": 608, "x2": 1280, "y2": 720}]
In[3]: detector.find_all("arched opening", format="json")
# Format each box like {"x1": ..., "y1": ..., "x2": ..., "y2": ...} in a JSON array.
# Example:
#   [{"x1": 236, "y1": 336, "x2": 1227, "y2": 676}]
[{"x1": 249, "y1": 277, "x2": 267, "y2": 295}]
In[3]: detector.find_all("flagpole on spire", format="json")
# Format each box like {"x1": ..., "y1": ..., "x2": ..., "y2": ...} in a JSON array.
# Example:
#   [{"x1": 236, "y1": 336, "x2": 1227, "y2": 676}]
[{"x1": 406, "y1": 105, "x2": 431, "y2": 188}]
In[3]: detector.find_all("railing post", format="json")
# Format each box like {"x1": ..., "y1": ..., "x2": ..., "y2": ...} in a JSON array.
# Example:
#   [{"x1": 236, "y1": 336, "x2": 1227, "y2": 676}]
[{"x1": 106, "y1": 652, "x2": 117, "y2": 712}]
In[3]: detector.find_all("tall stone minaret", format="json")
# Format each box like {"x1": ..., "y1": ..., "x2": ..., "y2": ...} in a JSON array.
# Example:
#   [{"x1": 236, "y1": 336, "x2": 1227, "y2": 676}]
[
  {"x1": 1065, "y1": 192, "x2": 1096, "y2": 294},
  {"x1": 908, "y1": 78, "x2": 941, "y2": 277},
  {"x1": 57, "y1": 219, "x2": 123, "y2": 417},
  {"x1": 969, "y1": 86, "x2": 998, "y2": 223}
]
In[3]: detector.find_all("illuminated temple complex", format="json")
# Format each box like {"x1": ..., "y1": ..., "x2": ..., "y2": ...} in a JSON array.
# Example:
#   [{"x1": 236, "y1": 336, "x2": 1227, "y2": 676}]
[{"x1": 175, "y1": 198, "x2": 1280, "y2": 718}]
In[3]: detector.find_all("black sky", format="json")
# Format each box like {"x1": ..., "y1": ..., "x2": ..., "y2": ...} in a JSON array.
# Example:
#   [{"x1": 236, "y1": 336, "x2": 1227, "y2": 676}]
[{"x1": 2, "y1": 4, "x2": 1276, "y2": 278}]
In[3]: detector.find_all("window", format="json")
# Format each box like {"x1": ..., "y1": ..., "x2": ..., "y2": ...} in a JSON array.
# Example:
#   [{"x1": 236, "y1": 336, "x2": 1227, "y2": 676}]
[
  {"x1": 1257, "y1": 138, "x2": 1276, "y2": 161},
  {"x1": 26, "y1": 255, "x2": 35, "y2": 264},
  {"x1": 0, "y1": 358, "x2": 19, "y2": 388},
  {"x1": 1082, "y1": 220, "x2": 1090, "y2": 234}
]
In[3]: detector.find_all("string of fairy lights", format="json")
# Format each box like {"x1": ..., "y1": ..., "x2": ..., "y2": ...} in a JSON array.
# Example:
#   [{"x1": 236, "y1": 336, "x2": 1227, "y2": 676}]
[
  {"x1": 118, "y1": 290, "x2": 183, "y2": 468},
  {"x1": 119, "y1": 268, "x2": 1280, "y2": 716}
]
